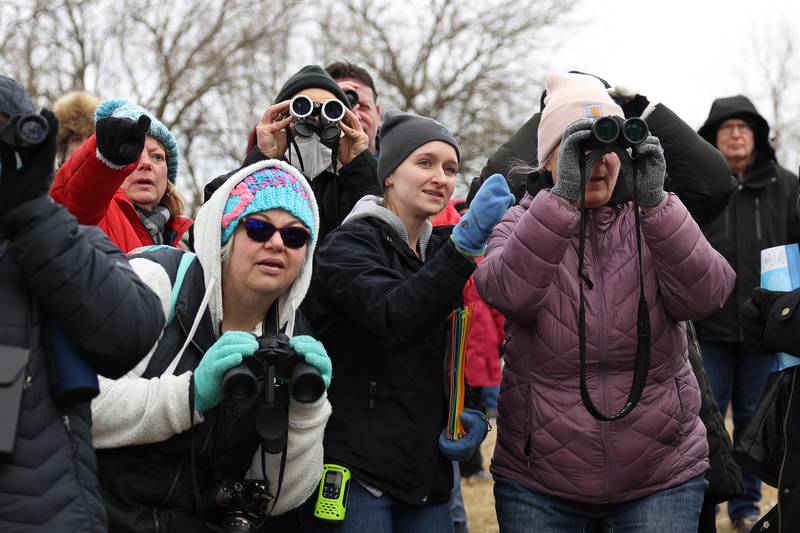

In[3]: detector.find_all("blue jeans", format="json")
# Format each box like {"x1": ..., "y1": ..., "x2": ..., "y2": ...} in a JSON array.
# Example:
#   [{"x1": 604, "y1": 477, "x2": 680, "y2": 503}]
[
  {"x1": 701, "y1": 341, "x2": 772, "y2": 521},
  {"x1": 494, "y1": 475, "x2": 707, "y2": 533},
  {"x1": 449, "y1": 462, "x2": 468, "y2": 533},
  {"x1": 300, "y1": 480, "x2": 454, "y2": 533}
]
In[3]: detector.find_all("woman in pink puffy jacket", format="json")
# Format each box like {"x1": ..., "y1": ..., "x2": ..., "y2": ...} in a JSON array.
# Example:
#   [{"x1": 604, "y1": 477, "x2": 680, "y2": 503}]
[{"x1": 474, "y1": 72, "x2": 736, "y2": 532}]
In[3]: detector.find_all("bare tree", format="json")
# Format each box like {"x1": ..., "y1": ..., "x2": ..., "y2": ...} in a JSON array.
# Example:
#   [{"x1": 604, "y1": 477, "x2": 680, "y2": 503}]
[
  {"x1": 315, "y1": 0, "x2": 578, "y2": 185},
  {"x1": 0, "y1": 0, "x2": 307, "y2": 213},
  {"x1": 741, "y1": 17, "x2": 800, "y2": 171}
]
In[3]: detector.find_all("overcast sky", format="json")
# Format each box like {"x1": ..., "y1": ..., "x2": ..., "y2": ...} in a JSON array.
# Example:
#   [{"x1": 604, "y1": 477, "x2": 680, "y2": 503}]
[{"x1": 549, "y1": 0, "x2": 800, "y2": 131}]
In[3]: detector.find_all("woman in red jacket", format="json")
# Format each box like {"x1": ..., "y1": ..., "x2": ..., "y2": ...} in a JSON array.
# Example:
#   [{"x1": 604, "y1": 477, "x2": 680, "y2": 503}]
[{"x1": 50, "y1": 99, "x2": 192, "y2": 252}]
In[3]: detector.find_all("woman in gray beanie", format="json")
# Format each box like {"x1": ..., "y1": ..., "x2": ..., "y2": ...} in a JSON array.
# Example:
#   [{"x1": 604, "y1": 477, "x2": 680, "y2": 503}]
[{"x1": 302, "y1": 110, "x2": 514, "y2": 531}]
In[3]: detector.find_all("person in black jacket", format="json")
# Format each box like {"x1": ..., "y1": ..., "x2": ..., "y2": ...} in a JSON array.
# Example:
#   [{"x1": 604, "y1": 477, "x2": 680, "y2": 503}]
[
  {"x1": 203, "y1": 65, "x2": 382, "y2": 246},
  {"x1": 302, "y1": 111, "x2": 514, "y2": 532},
  {"x1": 740, "y1": 285, "x2": 800, "y2": 533},
  {"x1": 0, "y1": 75, "x2": 165, "y2": 532},
  {"x1": 695, "y1": 95, "x2": 800, "y2": 532}
]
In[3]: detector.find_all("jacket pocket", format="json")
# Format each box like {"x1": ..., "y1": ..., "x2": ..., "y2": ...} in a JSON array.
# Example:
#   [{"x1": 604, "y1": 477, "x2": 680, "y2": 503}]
[
  {"x1": 674, "y1": 378, "x2": 687, "y2": 443},
  {"x1": 524, "y1": 383, "x2": 533, "y2": 467}
]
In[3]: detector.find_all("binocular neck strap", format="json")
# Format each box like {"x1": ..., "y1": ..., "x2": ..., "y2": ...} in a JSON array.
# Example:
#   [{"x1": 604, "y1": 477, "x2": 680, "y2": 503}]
[
  {"x1": 576, "y1": 151, "x2": 651, "y2": 422},
  {"x1": 285, "y1": 127, "x2": 305, "y2": 173},
  {"x1": 261, "y1": 300, "x2": 288, "y2": 517}
]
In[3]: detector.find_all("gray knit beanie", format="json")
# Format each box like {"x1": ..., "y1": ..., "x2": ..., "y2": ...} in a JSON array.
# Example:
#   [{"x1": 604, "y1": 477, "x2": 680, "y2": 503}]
[{"x1": 377, "y1": 110, "x2": 460, "y2": 182}]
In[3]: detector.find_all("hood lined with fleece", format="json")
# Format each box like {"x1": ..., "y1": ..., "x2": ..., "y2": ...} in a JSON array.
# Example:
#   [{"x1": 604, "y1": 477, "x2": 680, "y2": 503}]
[
  {"x1": 193, "y1": 159, "x2": 320, "y2": 336},
  {"x1": 343, "y1": 195, "x2": 433, "y2": 261}
]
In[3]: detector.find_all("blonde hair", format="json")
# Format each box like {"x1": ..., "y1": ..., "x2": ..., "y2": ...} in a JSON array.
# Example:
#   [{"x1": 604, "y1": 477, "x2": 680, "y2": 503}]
[{"x1": 160, "y1": 181, "x2": 185, "y2": 219}]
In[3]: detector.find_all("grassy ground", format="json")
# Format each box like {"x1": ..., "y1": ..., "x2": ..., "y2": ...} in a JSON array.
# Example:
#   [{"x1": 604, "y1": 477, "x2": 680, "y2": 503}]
[{"x1": 461, "y1": 419, "x2": 777, "y2": 533}]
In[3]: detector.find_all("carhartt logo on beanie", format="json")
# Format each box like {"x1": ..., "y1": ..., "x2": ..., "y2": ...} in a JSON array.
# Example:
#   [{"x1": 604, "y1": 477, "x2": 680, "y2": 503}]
[
  {"x1": 537, "y1": 72, "x2": 623, "y2": 166},
  {"x1": 221, "y1": 166, "x2": 316, "y2": 244}
]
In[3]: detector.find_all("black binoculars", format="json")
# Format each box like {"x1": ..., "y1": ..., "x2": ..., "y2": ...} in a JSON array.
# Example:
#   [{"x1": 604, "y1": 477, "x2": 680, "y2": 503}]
[
  {"x1": 585, "y1": 116, "x2": 648, "y2": 149},
  {"x1": 222, "y1": 333, "x2": 324, "y2": 405},
  {"x1": 289, "y1": 94, "x2": 346, "y2": 143},
  {"x1": 222, "y1": 333, "x2": 324, "y2": 453},
  {"x1": 0, "y1": 114, "x2": 49, "y2": 147}
]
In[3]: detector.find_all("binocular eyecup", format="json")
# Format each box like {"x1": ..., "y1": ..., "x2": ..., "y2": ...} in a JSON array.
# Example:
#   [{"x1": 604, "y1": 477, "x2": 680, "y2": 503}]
[
  {"x1": 344, "y1": 89, "x2": 359, "y2": 108},
  {"x1": 585, "y1": 116, "x2": 648, "y2": 149},
  {"x1": 289, "y1": 95, "x2": 346, "y2": 143},
  {"x1": 0, "y1": 114, "x2": 49, "y2": 147}
]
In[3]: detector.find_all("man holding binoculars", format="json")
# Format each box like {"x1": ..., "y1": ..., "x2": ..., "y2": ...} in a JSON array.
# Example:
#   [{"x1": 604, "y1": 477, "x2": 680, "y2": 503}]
[{"x1": 0, "y1": 74, "x2": 165, "y2": 533}]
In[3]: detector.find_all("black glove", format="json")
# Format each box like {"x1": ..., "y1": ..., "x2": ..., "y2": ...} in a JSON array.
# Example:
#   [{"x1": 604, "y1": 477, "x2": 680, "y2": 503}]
[
  {"x1": 0, "y1": 108, "x2": 59, "y2": 217},
  {"x1": 96, "y1": 115, "x2": 151, "y2": 167},
  {"x1": 608, "y1": 86, "x2": 650, "y2": 118},
  {"x1": 741, "y1": 287, "x2": 788, "y2": 352}
]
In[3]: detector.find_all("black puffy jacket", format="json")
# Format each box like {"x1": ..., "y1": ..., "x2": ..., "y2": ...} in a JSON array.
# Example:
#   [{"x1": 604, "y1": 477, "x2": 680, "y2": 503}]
[
  {"x1": 0, "y1": 196, "x2": 164, "y2": 533},
  {"x1": 305, "y1": 208, "x2": 477, "y2": 505}
]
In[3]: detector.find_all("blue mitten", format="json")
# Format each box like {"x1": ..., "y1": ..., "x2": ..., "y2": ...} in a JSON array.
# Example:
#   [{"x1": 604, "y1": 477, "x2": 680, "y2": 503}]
[
  {"x1": 194, "y1": 331, "x2": 259, "y2": 413},
  {"x1": 289, "y1": 335, "x2": 332, "y2": 389},
  {"x1": 451, "y1": 174, "x2": 515, "y2": 256},
  {"x1": 438, "y1": 409, "x2": 489, "y2": 462}
]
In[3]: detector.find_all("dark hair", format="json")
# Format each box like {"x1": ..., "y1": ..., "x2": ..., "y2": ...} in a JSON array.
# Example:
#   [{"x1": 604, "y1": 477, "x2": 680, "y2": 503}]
[{"x1": 325, "y1": 61, "x2": 379, "y2": 100}]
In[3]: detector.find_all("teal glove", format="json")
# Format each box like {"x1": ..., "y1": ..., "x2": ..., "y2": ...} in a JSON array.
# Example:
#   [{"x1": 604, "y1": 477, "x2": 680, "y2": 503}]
[
  {"x1": 451, "y1": 174, "x2": 515, "y2": 256},
  {"x1": 194, "y1": 331, "x2": 259, "y2": 413},
  {"x1": 289, "y1": 335, "x2": 332, "y2": 389},
  {"x1": 438, "y1": 409, "x2": 489, "y2": 461}
]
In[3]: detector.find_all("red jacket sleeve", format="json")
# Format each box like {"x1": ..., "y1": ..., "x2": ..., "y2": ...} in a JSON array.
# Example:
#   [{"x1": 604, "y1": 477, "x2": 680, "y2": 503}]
[{"x1": 50, "y1": 134, "x2": 139, "y2": 226}]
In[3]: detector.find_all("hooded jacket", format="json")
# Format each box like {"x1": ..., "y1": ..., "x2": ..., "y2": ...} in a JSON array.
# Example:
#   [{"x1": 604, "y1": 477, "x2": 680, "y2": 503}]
[
  {"x1": 304, "y1": 195, "x2": 477, "y2": 505},
  {"x1": 695, "y1": 95, "x2": 800, "y2": 343},
  {"x1": 50, "y1": 134, "x2": 193, "y2": 253},
  {"x1": 91, "y1": 160, "x2": 331, "y2": 532},
  {"x1": 474, "y1": 190, "x2": 736, "y2": 504}
]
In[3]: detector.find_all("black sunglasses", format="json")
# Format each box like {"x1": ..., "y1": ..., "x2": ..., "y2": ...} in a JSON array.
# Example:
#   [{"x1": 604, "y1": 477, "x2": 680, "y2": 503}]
[{"x1": 242, "y1": 217, "x2": 310, "y2": 249}]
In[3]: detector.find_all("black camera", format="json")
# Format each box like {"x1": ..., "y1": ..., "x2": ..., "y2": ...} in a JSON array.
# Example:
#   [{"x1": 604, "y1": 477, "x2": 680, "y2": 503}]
[
  {"x1": 344, "y1": 89, "x2": 359, "y2": 108},
  {"x1": 585, "y1": 116, "x2": 648, "y2": 149},
  {"x1": 289, "y1": 94, "x2": 345, "y2": 143},
  {"x1": 222, "y1": 333, "x2": 324, "y2": 453},
  {"x1": 0, "y1": 114, "x2": 49, "y2": 147},
  {"x1": 213, "y1": 480, "x2": 271, "y2": 533}
]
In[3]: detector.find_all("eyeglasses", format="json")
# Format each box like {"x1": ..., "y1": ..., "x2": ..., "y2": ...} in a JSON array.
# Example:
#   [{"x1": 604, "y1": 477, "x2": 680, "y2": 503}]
[
  {"x1": 242, "y1": 217, "x2": 310, "y2": 249},
  {"x1": 718, "y1": 122, "x2": 753, "y2": 134}
]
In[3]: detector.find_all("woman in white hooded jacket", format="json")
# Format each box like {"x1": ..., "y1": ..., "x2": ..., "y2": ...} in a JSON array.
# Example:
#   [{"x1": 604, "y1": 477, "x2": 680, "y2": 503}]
[{"x1": 91, "y1": 160, "x2": 332, "y2": 533}]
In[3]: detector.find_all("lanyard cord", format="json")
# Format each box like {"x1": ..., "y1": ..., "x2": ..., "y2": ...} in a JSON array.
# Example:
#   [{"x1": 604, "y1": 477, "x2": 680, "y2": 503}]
[{"x1": 577, "y1": 150, "x2": 651, "y2": 421}]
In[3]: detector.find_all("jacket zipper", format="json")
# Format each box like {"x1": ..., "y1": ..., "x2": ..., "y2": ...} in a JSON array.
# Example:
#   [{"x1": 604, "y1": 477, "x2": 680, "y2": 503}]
[
  {"x1": 754, "y1": 197, "x2": 762, "y2": 241},
  {"x1": 777, "y1": 368, "x2": 797, "y2": 532},
  {"x1": 589, "y1": 217, "x2": 614, "y2": 502},
  {"x1": 63, "y1": 414, "x2": 98, "y2": 533},
  {"x1": 368, "y1": 381, "x2": 377, "y2": 410}
]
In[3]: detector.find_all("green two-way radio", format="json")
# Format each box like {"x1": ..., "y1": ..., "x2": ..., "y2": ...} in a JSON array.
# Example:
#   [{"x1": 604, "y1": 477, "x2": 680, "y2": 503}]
[{"x1": 313, "y1": 463, "x2": 351, "y2": 523}]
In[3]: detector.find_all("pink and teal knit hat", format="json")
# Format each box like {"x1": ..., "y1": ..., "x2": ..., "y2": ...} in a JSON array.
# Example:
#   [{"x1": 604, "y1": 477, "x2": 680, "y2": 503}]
[{"x1": 221, "y1": 166, "x2": 315, "y2": 244}]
